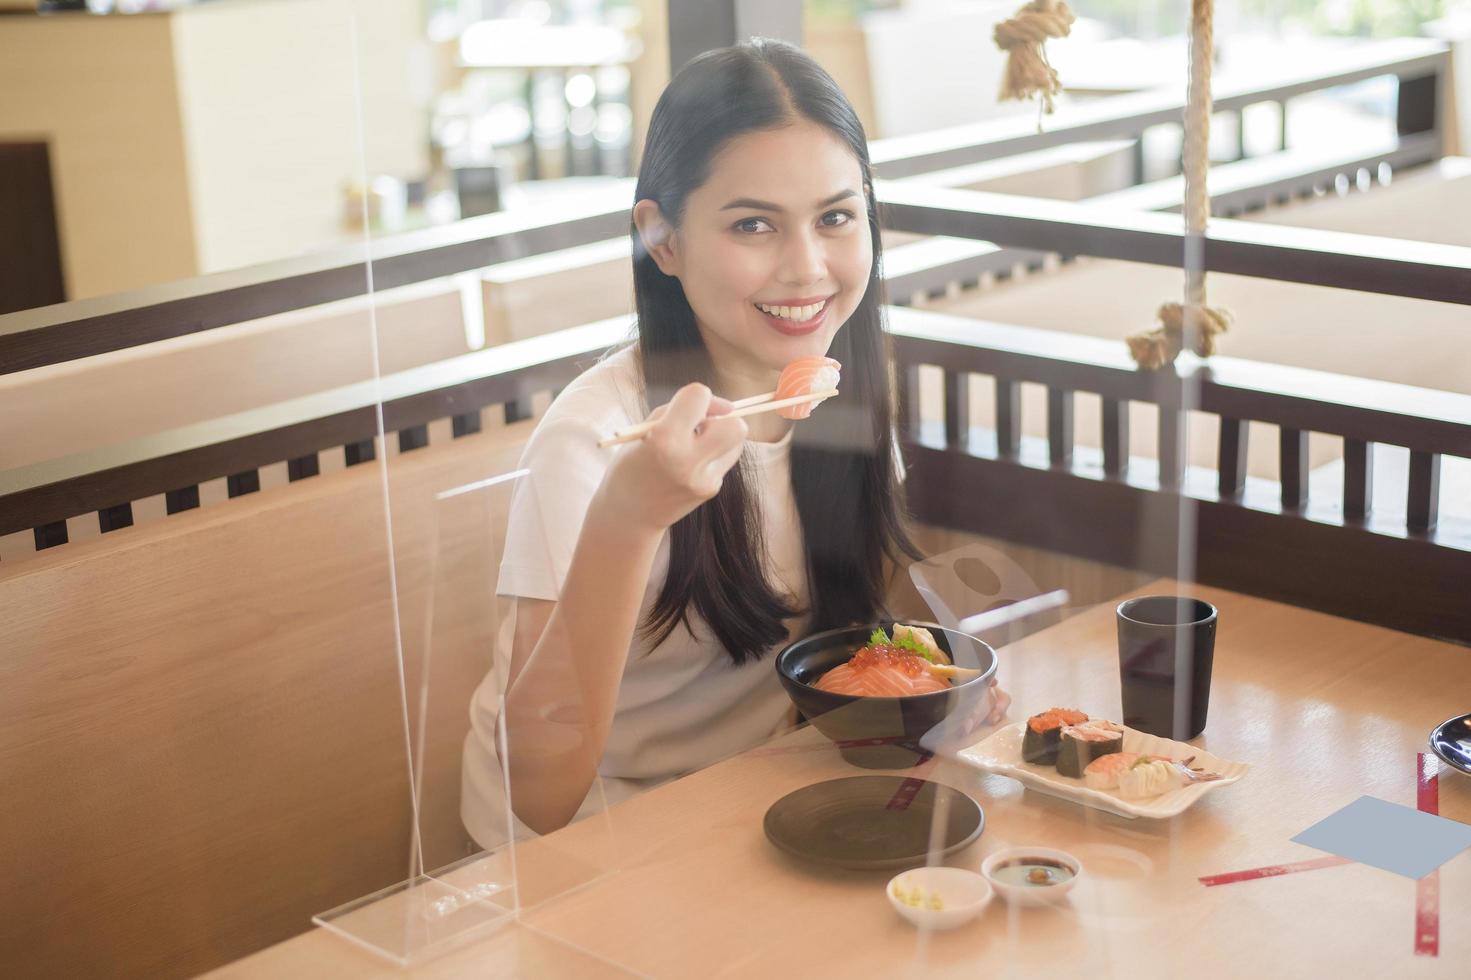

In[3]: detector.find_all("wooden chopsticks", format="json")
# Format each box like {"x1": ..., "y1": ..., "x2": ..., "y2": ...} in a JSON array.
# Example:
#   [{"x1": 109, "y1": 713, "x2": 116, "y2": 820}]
[{"x1": 597, "y1": 389, "x2": 838, "y2": 448}]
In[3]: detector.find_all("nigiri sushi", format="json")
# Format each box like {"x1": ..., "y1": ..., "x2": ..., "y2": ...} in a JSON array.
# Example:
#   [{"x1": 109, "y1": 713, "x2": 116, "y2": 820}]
[
  {"x1": 1117, "y1": 758, "x2": 1184, "y2": 799},
  {"x1": 814, "y1": 644, "x2": 949, "y2": 697},
  {"x1": 1055, "y1": 719, "x2": 1125, "y2": 778},
  {"x1": 1021, "y1": 708, "x2": 1090, "y2": 765},
  {"x1": 774, "y1": 356, "x2": 841, "y2": 420},
  {"x1": 1083, "y1": 751, "x2": 1143, "y2": 790},
  {"x1": 1114, "y1": 756, "x2": 1225, "y2": 799}
]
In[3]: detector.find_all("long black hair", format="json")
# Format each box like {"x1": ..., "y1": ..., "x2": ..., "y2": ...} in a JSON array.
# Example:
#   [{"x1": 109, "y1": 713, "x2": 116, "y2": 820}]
[{"x1": 632, "y1": 38, "x2": 919, "y2": 664}]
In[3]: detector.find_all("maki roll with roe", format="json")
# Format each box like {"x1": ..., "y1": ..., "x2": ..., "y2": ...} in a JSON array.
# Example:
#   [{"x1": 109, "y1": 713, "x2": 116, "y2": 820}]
[
  {"x1": 1022, "y1": 708, "x2": 1089, "y2": 764},
  {"x1": 1056, "y1": 719, "x2": 1125, "y2": 778}
]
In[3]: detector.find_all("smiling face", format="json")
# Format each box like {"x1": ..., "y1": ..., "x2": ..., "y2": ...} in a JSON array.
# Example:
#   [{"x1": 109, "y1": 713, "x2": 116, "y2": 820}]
[{"x1": 635, "y1": 120, "x2": 874, "y2": 391}]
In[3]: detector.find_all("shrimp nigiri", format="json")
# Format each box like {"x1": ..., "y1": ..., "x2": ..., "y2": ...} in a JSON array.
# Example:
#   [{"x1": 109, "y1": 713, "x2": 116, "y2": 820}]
[
  {"x1": 773, "y1": 356, "x2": 841, "y2": 420},
  {"x1": 1082, "y1": 751, "x2": 1144, "y2": 790},
  {"x1": 1116, "y1": 756, "x2": 1224, "y2": 799}
]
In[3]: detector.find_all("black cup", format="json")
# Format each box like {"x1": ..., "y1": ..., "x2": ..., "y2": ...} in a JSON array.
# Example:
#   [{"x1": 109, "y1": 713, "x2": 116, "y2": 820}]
[{"x1": 1116, "y1": 596, "x2": 1217, "y2": 740}]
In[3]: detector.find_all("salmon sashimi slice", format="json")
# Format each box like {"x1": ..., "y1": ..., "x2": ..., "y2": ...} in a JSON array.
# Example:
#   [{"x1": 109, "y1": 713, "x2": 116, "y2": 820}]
[
  {"x1": 773, "y1": 356, "x2": 841, "y2": 419},
  {"x1": 814, "y1": 644, "x2": 949, "y2": 697}
]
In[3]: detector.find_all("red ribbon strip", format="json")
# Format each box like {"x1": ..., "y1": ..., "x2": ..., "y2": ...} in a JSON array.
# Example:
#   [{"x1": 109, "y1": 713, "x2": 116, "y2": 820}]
[
  {"x1": 1414, "y1": 753, "x2": 1440, "y2": 958},
  {"x1": 1417, "y1": 751, "x2": 1441, "y2": 813},
  {"x1": 885, "y1": 775, "x2": 929, "y2": 811},
  {"x1": 1196, "y1": 754, "x2": 1446, "y2": 888},
  {"x1": 1199, "y1": 753, "x2": 1445, "y2": 961},
  {"x1": 1198, "y1": 854, "x2": 1352, "y2": 887}
]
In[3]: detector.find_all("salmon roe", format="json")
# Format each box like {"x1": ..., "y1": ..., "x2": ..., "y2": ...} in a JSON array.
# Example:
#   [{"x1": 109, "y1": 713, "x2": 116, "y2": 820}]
[{"x1": 848, "y1": 644, "x2": 929, "y2": 677}]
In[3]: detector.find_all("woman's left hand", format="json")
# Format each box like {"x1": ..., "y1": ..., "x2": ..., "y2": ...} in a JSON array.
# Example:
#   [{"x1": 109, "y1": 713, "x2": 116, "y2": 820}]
[{"x1": 982, "y1": 681, "x2": 1011, "y2": 727}]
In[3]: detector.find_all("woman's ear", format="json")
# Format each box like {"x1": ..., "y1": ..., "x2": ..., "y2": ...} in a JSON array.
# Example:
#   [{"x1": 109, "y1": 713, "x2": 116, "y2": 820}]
[{"x1": 633, "y1": 199, "x2": 680, "y2": 276}]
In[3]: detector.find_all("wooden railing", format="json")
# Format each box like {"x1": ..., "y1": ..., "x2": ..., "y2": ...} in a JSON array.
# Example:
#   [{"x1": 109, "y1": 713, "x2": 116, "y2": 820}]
[
  {"x1": 16, "y1": 165, "x2": 1471, "y2": 538},
  {"x1": 0, "y1": 37, "x2": 1447, "y2": 375},
  {"x1": 2, "y1": 319, "x2": 626, "y2": 541},
  {"x1": 0, "y1": 196, "x2": 634, "y2": 376},
  {"x1": 888, "y1": 307, "x2": 1471, "y2": 644},
  {"x1": 868, "y1": 37, "x2": 1448, "y2": 178},
  {"x1": 877, "y1": 180, "x2": 1471, "y2": 305},
  {"x1": 6, "y1": 298, "x2": 1468, "y2": 644}
]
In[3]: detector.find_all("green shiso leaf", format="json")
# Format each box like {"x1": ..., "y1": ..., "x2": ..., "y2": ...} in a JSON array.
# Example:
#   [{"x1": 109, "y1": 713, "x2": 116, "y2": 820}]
[
  {"x1": 868, "y1": 625, "x2": 942, "y2": 663},
  {"x1": 891, "y1": 627, "x2": 941, "y2": 663}
]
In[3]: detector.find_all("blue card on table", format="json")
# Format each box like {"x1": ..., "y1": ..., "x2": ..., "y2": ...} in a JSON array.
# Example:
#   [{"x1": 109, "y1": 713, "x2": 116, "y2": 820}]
[{"x1": 1292, "y1": 795, "x2": 1471, "y2": 880}]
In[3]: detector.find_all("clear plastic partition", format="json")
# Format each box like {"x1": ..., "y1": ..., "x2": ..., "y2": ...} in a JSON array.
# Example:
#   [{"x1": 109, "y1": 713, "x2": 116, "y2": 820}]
[
  {"x1": 314, "y1": 466, "x2": 634, "y2": 966},
  {"x1": 313, "y1": 5, "x2": 1207, "y2": 973},
  {"x1": 283, "y1": 4, "x2": 1471, "y2": 978},
  {"x1": 305, "y1": 0, "x2": 653, "y2": 968}
]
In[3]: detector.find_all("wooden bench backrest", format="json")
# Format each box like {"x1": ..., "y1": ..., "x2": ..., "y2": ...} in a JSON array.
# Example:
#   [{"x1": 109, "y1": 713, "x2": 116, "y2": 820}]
[
  {"x1": 0, "y1": 281, "x2": 469, "y2": 470},
  {"x1": 0, "y1": 422, "x2": 531, "y2": 978}
]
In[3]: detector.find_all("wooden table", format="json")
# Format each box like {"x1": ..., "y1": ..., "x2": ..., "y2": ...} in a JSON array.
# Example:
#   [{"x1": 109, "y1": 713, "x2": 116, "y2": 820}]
[{"x1": 209, "y1": 582, "x2": 1471, "y2": 978}]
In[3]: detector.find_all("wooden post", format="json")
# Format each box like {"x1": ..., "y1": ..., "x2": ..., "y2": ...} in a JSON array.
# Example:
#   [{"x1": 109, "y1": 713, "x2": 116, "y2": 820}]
[{"x1": 668, "y1": 0, "x2": 803, "y2": 73}]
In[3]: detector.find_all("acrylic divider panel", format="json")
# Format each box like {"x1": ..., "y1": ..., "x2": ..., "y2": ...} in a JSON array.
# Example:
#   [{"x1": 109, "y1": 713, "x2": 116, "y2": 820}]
[{"x1": 313, "y1": 468, "x2": 623, "y2": 965}]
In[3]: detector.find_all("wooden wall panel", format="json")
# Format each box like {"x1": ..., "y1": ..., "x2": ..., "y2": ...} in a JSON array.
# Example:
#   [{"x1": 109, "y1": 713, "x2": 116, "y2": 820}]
[
  {"x1": 0, "y1": 142, "x2": 65, "y2": 314},
  {"x1": 0, "y1": 14, "x2": 198, "y2": 299},
  {"x1": 0, "y1": 423, "x2": 530, "y2": 978}
]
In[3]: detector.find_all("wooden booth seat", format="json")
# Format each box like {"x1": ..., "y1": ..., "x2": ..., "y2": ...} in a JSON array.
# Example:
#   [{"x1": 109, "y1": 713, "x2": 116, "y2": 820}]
[
  {"x1": 480, "y1": 238, "x2": 634, "y2": 345},
  {"x1": 0, "y1": 417, "x2": 535, "y2": 979}
]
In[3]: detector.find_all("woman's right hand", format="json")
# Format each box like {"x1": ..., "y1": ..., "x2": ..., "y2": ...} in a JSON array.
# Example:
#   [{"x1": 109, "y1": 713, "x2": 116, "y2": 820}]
[{"x1": 597, "y1": 383, "x2": 748, "y2": 532}]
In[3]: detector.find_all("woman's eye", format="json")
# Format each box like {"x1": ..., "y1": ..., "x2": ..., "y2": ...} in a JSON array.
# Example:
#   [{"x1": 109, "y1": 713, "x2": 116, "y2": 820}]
[
  {"x1": 734, "y1": 217, "x2": 772, "y2": 234},
  {"x1": 821, "y1": 210, "x2": 855, "y2": 228}
]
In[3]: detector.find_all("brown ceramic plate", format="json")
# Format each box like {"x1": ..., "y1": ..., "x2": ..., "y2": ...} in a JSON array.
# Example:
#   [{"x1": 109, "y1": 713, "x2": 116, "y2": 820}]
[{"x1": 763, "y1": 776, "x2": 984, "y2": 870}]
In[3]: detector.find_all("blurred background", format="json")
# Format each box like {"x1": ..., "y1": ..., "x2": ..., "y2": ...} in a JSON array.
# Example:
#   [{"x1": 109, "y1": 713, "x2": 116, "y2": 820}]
[{"x1": 5, "y1": 0, "x2": 1468, "y2": 310}]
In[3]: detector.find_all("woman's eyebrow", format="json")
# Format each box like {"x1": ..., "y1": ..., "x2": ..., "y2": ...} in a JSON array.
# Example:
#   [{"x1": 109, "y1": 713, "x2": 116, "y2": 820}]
[{"x1": 720, "y1": 189, "x2": 859, "y2": 212}]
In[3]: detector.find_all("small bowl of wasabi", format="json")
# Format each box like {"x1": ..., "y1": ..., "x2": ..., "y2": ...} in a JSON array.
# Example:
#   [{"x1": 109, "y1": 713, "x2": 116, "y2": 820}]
[
  {"x1": 981, "y1": 847, "x2": 1082, "y2": 906},
  {"x1": 886, "y1": 866, "x2": 992, "y2": 930}
]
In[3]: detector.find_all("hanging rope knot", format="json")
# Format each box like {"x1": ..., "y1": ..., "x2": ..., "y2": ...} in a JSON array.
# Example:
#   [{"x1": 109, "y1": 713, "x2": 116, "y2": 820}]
[
  {"x1": 1125, "y1": 0, "x2": 1228, "y2": 371},
  {"x1": 1127, "y1": 302, "x2": 1232, "y2": 369},
  {"x1": 994, "y1": 0, "x2": 1075, "y2": 116}
]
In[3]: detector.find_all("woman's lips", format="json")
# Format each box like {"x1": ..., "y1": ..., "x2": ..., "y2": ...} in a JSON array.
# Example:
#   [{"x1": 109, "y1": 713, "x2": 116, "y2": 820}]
[{"x1": 755, "y1": 298, "x2": 831, "y2": 336}]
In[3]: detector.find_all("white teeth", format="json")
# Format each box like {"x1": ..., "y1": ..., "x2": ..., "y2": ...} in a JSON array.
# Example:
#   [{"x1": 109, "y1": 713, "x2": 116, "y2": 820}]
[{"x1": 758, "y1": 300, "x2": 825, "y2": 321}]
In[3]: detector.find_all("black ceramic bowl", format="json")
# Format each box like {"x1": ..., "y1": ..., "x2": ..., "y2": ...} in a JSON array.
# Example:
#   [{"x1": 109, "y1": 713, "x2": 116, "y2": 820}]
[{"x1": 775, "y1": 622, "x2": 998, "y2": 769}]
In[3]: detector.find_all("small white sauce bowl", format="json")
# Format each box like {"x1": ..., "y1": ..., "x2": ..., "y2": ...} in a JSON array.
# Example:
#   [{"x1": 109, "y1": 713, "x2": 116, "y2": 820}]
[
  {"x1": 981, "y1": 846, "x2": 1082, "y2": 906},
  {"x1": 886, "y1": 866, "x2": 992, "y2": 930}
]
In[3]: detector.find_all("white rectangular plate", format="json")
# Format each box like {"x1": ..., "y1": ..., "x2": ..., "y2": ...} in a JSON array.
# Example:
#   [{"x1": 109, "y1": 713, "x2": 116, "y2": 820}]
[{"x1": 956, "y1": 722, "x2": 1249, "y2": 819}]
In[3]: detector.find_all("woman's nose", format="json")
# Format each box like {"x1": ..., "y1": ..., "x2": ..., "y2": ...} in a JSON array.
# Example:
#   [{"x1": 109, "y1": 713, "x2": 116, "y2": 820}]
[{"x1": 777, "y1": 228, "x2": 826, "y2": 287}]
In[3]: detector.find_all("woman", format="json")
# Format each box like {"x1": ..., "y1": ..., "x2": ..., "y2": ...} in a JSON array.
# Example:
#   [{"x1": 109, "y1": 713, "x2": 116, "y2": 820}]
[{"x1": 462, "y1": 38, "x2": 1002, "y2": 843}]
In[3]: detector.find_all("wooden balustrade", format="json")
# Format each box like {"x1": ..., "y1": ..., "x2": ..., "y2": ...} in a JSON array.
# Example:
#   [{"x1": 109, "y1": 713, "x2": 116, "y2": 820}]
[
  {"x1": 1, "y1": 35, "x2": 1463, "y2": 636},
  {"x1": 868, "y1": 38, "x2": 1447, "y2": 178},
  {"x1": 1, "y1": 319, "x2": 628, "y2": 544},
  {"x1": 887, "y1": 306, "x2": 1471, "y2": 643},
  {"x1": 1, "y1": 38, "x2": 1448, "y2": 376},
  {"x1": 0, "y1": 195, "x2": 634, "y2": 376},
  {"x1": 6, "y1": 300, "x2": 1467, "y2": 647},
  {"x1": 877, "y1": 181, "x2": 1471, "y2": 307}
]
